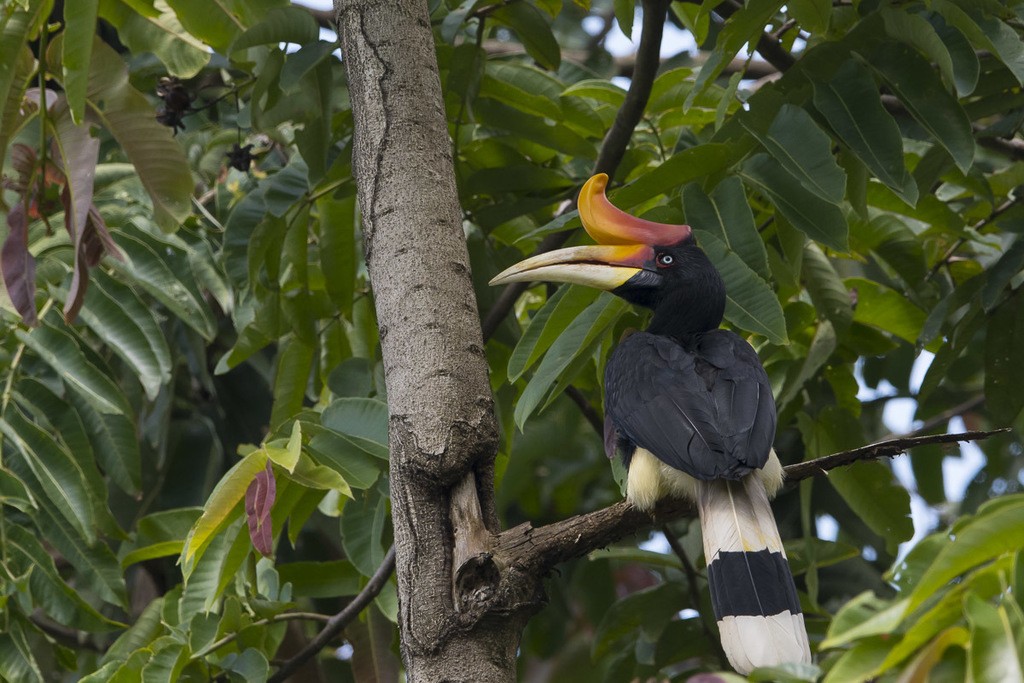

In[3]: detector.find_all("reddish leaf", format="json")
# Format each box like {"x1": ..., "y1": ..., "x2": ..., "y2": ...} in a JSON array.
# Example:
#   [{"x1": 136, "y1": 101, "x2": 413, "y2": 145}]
[
  {"x1": 61, "y1": 195, "x2": 122, "y2": 323},
  {"x1": 245, "y1": 460, "x2": 277, "y2": 556},
  {"x1": 1, "y1": 202, "x2": 37, "y2": 325}
]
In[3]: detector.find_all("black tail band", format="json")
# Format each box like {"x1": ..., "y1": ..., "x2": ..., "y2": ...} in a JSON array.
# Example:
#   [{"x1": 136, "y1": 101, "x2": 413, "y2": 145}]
[{"x1": 707, "y1": 549, "x2": 801, "y2": 617}]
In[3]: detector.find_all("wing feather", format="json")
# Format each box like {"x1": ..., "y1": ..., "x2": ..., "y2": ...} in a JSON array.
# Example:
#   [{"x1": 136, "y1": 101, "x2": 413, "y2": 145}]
[{"x1": 605, "y1": 330, "x2": 774, "y2": 480}]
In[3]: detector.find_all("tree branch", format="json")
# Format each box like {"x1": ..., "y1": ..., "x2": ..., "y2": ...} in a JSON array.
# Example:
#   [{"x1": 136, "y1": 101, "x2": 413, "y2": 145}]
[
  {"x1": 481, "y1": 0, "x2": 670, "y2": 342},
  {"x1": 268, "y1": 547, "x2": 396, "y2": 683},
  {"x1": 715, "y1": 0, "x2": 795, "y2": 73},
  {"x1": 783, "y1": 428, "x2": 1009, "y2": 482},
  {"x1": 494, "y1": 428, "x2": 1008, "y2": 574}
]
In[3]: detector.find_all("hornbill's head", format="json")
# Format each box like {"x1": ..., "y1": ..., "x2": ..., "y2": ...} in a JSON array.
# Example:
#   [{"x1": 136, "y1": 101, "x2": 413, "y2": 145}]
[{"x1": 490, "y1": 174, "x2": 725, "y2": 336}]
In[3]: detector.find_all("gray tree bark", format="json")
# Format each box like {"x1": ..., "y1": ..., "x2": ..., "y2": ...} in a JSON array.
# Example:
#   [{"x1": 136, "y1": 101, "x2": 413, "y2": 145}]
[{"x1": 335, "y1": 1, "x2": 532, "y2": 680}]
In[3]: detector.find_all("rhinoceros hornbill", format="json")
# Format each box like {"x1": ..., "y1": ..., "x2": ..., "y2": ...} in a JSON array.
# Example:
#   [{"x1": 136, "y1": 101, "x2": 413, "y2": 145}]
[{"x1": 490, "y1": 174, "x2": 811, "y2": 674}]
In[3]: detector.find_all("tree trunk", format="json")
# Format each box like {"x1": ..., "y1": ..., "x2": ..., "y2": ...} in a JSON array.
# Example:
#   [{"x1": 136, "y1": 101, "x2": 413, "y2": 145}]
[{"x1": 335, "y1": 1, "x2": 531, "y2": 680}]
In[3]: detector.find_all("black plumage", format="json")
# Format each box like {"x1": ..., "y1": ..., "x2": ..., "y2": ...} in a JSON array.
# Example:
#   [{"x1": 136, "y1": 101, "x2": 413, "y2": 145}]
[
  {"x1": 604, "y1": 329, "x2": 776, "y2": 480},
  {"x1": 487, "y1": 176, "x2": 811, "y2": 673},
  {"x1": 601, "y1": 239, "x2": 776, "y2": 478}
]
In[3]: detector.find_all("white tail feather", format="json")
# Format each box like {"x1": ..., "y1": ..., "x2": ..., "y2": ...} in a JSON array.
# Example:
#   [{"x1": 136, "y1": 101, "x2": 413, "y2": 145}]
[{"x1": 697, "y1": 474, "x2": 811, "y2": 674}]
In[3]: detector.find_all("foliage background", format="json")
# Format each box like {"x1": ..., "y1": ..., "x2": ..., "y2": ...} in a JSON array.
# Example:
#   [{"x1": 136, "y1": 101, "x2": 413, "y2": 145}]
[{"x1": 1, "y1": 0, "x2": 1024, "y2": 680}]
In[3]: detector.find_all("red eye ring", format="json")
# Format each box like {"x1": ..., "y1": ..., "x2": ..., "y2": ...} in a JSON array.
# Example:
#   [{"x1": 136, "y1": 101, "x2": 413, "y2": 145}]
[{"x1": 656, "y1": 253, "x2": 674, "y2": 268}]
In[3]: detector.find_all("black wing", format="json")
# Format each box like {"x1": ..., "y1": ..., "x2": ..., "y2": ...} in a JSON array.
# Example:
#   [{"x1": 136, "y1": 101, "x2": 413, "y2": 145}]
[{"x1": 604, "y1": 330, "x2": 776, "y2": 480}]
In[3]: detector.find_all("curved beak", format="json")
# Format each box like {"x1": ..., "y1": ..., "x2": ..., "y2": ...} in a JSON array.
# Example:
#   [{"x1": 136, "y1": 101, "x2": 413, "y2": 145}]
[
  {"x1": 578, "y1": 174, "x2": 692, "y2": 246},
  {"x1": 489, "y1": 244, "x2": 654, "y2": 290},
  {"x1": 489, "y1": 174, "x2": 690, "y2": 291}
]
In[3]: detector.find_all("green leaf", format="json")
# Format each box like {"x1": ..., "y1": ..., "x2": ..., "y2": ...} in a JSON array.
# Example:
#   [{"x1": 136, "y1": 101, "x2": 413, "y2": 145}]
[
  {"x1": 306, "y1": 431, "x2": 382, "y2": 490},
  {"x1": 613, "y1": 0, "x2": 634, "y2": 38},
  {"x1": 778, "y1": 321, "x2": 836, "y2": 410},
  {"x1": 473, "y1": 98, "x2": 596, "y2": 158},
  {"x1": 7, "y1": 524, "x2": 121, "y2": 630},
  {"x1": 852, "y1": 215, "x2": 927, "y2": 287},
  {"x1": 180, "y1": 518, "x2": 249, "y2": 618},
  {"x1": 349, "y1": 604, "x2": 400, "y2": 683},
  {"x1": 321, "y1": 397, "x2": 389, "y2": 448},
  {"x1": 802, "y1": 243, "x2": 853, "y2": 332},
  {"x1": 98, "y1": 0, "x2": 211, "y2": 78},
  {"x1": 121, "y1": 508, "x2": 203, "y2": 568},
  {"x1": 54, "y1": 37, "x2": 192, "y2": 231},
  {"x1": 683, "y1": 176, "x2": 769, "y2": 278},
  {"x1": 36, "y1": 501, "x2": 128, "y2": 607},
  {"x1": 0, "y1": 405, "x2": 95, "y2": 543},
  {"x1": 17, "y1": 317, "x2": 128, "y2": 415},
  {"x1": 287, "y1": 452, "x2": 353, "y2": 498},
  {"x1": 141, "y1": 639, "x2": 187, "y2": 683},
  {"x1": 698, "y1": 231, "x2": 787, "y2": 344},
  {"x1": 270, "y1": 335, "x2": 314, "y2": 430},
  {"x1": 67, "y1": 390, "x2": 142, "y2": 498},
  {"x1": 787, "y1": 0, "x2": 830, "y2": 34},
  {"x1": 0, "y1": 2, "x2": 48, "y2": 141},
  {"x1": 108, "y1": 231, "x2": 216, "y2": 339},
  {"x1": 341, "y1": 488, "x2": 388, "y2": 577},
  {"x1": 508, "y1": 285, "x2": 601, "y2": 382},
  {"x1": 986, "y1": 291, "x2": 1024, "y2": 424},
  {"x1": 783, "y1": 536, "x2": 859, "y2": 576},
  {"x1": 847, "y1": 277, "x2": 926, "y2": 344},
  {"x1": 933, "y1": 12, "x2": 980, "y2": 97},
  {"x1": 612, "y1": 143, "x2": 739, "y2": 208},
  {"x1": 879, "y1": 7, "x2": 957, "y2": 94},
  {"x1": 908, "y1": 498, "x2": 1024, "y2": 612},
  {"x1": 811, "y1": 58, "x2": 917, "y2": 205},
  {"x1": 0, "y1": 45, "x2": 35, "y2": 170},
  {"x1": 164, "y1": 0, "x2": 247, "y2": 53},
  {"x1": 14, "y1": 378, "x2": 127, "y2": 531},
  {"x1": 562, "y1": 79, "x2": 627, "y2": 107},
  {"x1": 593, "y1": 581, "x2": 686, "y2": 658},
  {"x1": 865, "y1": 41, "x2": 974, "y2": 173},
  {"x1": 103, "y1": 598, "x2": 164, "y2": 665},
  {"x1": 821, "y1": 593, "x2": 910, "y2": 649},
  {"x1": 744, "y1": 104, "x2": 847, "y2": 204},
  {"x1": 66, "y1": 273, "x2": 172, "y2": 401},
  {"x1": 231, "y1": 5, "x2": 318, "y2": 51},
  {"x1": 479, "y1": 61, "x2": 564, "y2": 121},
  {"x1": 317, "y1": 195, "x2": 357, "y2": 314},
  {"x1": 965, "y1": 595, "x2": 1024, "y2": 683},
  {"x1": 0, "y1": 618, "x2": 44, "y2": 683},
  {"x1": 61, "y1": 0, "x2": 98, "y2": 123},
  {"x1": 687, "y1": 0, "x2": 783, "y2": 107},
  {"x1": 740, "y1": 154, "x2": 849, "y2": 252},
  {"x1": 491, "y1": 2, "x2": 560, "y2": 70},
  {"x1": 183, "y1": 450, "x2": 268, "y2": 567},
  {"x1": 515, "y1": 293, "x2": 628, "y2": 429},
  {"x1": 278, "y1": 561, "x2": 362, "y2": 598},
  {"x1": 219, "y1": 649, "x2": 269, "y2": 681},
  {"x1": 0, "y1": 466, "x2": 35, "y2": 512},
  {"x1": 798, "y1": 407, "x2": 912, "y2": 554}
]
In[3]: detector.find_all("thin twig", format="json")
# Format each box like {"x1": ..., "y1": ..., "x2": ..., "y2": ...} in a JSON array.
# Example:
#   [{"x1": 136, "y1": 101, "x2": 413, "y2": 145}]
[
  {"x1": 30, "y1": 614, "x2": 105, "y2": 653},
  {"x1": 191, "y1": 611, "x2": 331, "y2": 661},
  {"x1": 267, "y1": 546, "x2": 397, "y2": 683},
  {"x1": 927, "y1": 196, "x2": 1021, "y2": 281},
  {"x1": 716, "y1": 0, "x2": 796, "y2": 72},
  {"x1": 783, "y1": 428, "x2": 1008, "y2": 482},
  {"x1": 662, "y1": 525, "x2": 728, "y2": 668},
  {"x1": 565, "y1": 385, "x2": 603, "y2": 436}
]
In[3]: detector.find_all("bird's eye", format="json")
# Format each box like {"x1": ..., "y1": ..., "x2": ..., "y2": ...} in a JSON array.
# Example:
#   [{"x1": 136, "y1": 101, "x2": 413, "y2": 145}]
[{"x1": 656, "y1": 253, "x2": 674, "y2": 267}]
